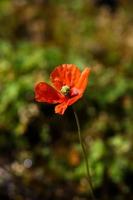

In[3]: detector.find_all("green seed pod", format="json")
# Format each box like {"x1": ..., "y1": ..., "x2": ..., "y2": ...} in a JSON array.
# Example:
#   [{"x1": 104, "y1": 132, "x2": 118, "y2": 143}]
[{"x1": 61, "y1": 85, "x2": 70, "y2": 96}]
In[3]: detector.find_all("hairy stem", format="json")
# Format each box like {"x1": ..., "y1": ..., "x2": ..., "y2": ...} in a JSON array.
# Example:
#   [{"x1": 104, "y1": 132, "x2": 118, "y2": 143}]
[{"x1": 73, "y1": 109, "x2": 96, "y2": 200}]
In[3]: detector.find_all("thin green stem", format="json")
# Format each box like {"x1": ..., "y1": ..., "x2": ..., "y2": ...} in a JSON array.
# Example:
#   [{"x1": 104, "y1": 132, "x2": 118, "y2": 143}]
[{"x1": 73, "y1": 109, "x2": 96, "y2": 200}]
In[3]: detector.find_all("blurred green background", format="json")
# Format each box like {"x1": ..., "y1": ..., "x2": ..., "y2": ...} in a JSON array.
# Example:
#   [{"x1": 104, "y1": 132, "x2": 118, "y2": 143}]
[{"x1": 0, "y1": 0, "x2": 132, "y2": 200}]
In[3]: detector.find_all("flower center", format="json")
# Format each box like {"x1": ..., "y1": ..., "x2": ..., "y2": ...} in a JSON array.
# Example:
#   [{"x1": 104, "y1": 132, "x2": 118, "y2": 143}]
[{"x1": 60, "y1": 85, "x2": 70, "y2": 96}]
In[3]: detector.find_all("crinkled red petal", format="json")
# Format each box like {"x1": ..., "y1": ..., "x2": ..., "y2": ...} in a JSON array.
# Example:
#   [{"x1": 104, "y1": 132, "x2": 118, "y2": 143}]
[
  {"x1": 50, "y1": 64, "x2": 81, "y2": 90},
  {"x1": 55, "y1": 101, "x2": 69, "y2": 115},
  {"x1": 76, "y1": 68, "x2": 91, "y2": 92},
  {"x1": 35, "y1": 82, "x2": 64, "y2": 104},
  {"x1": 55, "y1": 93, "x2": 82, "y2": 115},
  {"x1": 68, "y1": 93, "x2": 82, "y2": 106}
]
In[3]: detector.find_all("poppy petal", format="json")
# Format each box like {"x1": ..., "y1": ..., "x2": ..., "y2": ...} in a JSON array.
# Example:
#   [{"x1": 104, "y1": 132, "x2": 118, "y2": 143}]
[
  {"x1": 55, "y1": 92, "x2": 82, "y2": 115},
  {"x1": 35, "y1": 82, "x2": 64, "y2": 104},
  {"x1": 76, "y1": 68, "x2": 91, "y2": 92},
  {"x1": 55, "y1": 101, "x2": 68, "y2": 115},
  {"x1": 50, "y1": 64, "x2": 81, "y2": 90},
  {"x1": 68, "y1": 93, "x2": 82, "y2": 106}
]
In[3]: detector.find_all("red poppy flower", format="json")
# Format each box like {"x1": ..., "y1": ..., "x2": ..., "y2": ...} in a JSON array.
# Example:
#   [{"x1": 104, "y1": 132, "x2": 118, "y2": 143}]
[{"x1": 35, "y1": 64, "x2": 90, "y2": 115}]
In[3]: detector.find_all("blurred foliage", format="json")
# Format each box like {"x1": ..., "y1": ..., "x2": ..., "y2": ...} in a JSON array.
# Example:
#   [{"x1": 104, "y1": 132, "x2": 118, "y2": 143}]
[{"x1": 0, "y1": 0, "x2": 133, "y2": 200}]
